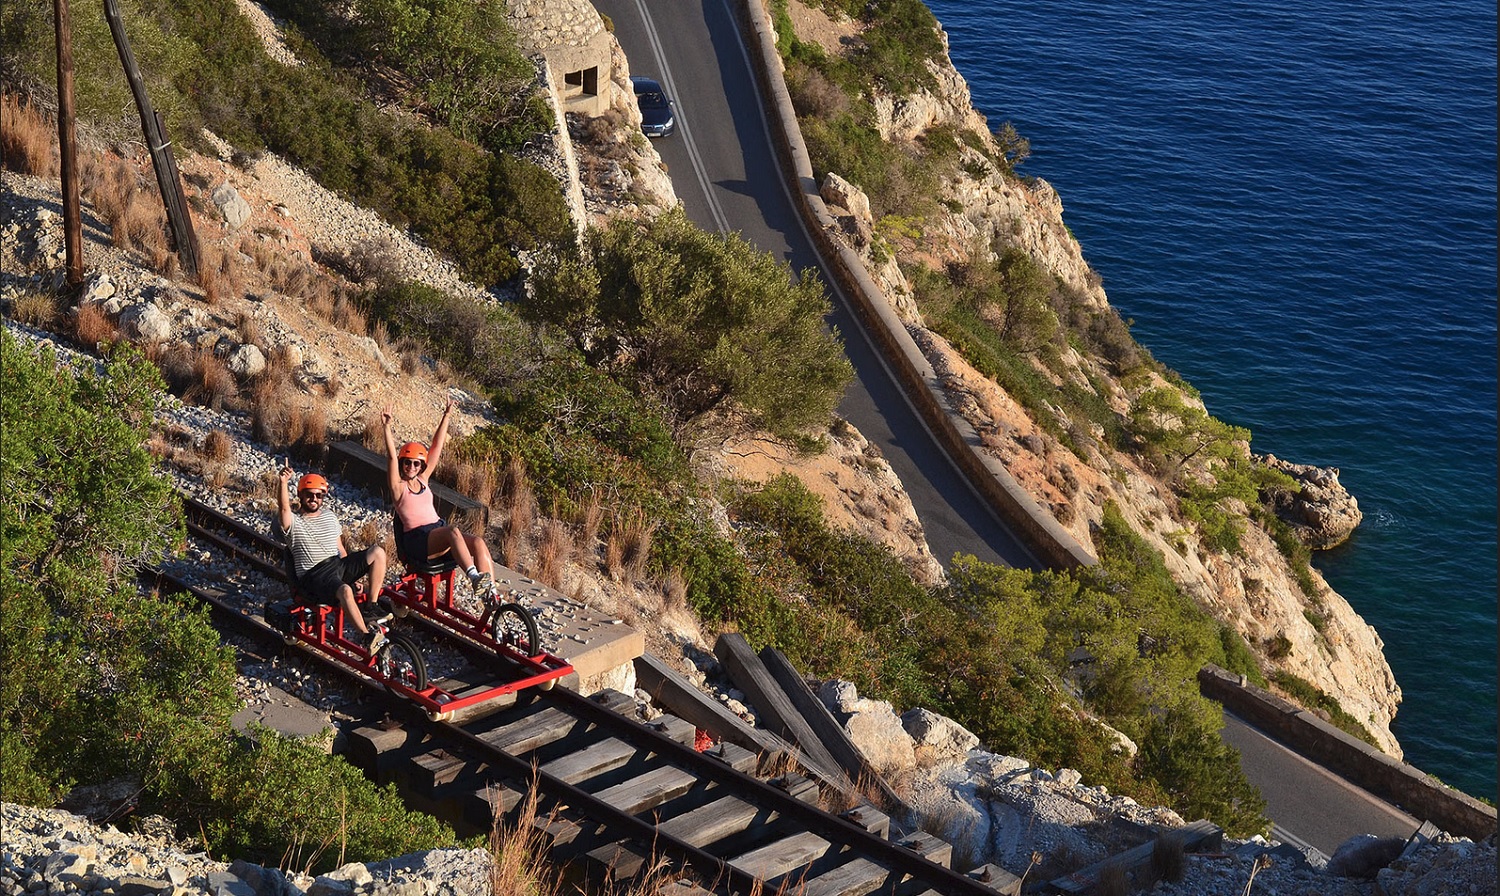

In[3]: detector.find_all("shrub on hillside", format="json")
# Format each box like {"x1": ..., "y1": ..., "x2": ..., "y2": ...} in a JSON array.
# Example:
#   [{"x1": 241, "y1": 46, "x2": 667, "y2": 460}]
[
  {"x1": 524, "y1": 208, "x2": 853, "y2": 438},
  {"x1": 364, "y1": 280, "x2": 539, "y2": 389}
]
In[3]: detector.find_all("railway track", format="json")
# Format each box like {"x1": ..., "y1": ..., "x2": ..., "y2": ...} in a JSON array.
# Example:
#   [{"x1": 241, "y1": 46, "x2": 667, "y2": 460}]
[{"x1": 169, "y1": 497, "x2": 1014, "y2": 895}]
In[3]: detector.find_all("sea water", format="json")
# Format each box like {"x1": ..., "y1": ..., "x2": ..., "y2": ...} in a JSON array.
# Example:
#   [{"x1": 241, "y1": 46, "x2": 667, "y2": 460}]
[{"x1": 922, "y1": 0, "x2": 1497, "y2": 798}]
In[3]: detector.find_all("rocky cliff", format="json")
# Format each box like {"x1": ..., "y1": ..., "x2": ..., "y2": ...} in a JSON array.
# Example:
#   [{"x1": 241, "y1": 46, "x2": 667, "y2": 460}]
[{"x1": 780, "y1": 0, "x2": 1400, "y2": 754}]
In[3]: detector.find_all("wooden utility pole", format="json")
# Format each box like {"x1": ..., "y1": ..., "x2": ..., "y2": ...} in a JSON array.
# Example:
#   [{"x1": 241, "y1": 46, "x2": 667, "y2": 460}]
[
  {"x1": 102, "y1": 0, "x2": 200, "y2": 279},
  {"x1": 53, "y1": 0, "x2": 85, "y2": 292}
]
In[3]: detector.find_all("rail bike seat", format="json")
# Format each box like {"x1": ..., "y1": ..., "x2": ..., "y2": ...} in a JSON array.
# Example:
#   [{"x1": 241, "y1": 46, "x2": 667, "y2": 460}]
[{"x1": 392, "y1": 514, "x2": 459, "y2": 605}]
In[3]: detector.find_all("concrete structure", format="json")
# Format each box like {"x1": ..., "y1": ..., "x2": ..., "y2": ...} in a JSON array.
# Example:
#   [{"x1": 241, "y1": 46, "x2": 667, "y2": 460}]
[{"x1": 505, "y1": 0, "x2": 616, "y2": 117}]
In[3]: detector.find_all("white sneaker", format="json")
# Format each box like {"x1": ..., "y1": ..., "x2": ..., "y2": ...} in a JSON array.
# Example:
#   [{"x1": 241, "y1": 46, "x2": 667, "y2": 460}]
[
  {"x1": 365, "y1": 627, "x2": 387, "y2": 653},
  {"x1": 470, "y1": 571, "x2": 493, "y2": 598}
]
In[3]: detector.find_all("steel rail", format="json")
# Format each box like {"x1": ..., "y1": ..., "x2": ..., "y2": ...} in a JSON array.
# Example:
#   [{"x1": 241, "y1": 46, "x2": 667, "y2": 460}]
[{"x1": 175, "y1": 497, "x2": 1003, "y2": 894}]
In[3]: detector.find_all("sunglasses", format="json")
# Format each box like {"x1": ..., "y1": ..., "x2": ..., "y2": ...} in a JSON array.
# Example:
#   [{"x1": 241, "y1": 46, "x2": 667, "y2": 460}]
[
  {"x1": 299, "y1": 491, "x2": 327, "y2": 500},
  {"x1": 400, "y1": 459, "x2": 423, "y2": 467}
]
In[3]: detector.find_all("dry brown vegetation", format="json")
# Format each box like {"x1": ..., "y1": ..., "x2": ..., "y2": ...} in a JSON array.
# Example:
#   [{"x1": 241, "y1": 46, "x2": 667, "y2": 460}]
[
  {"x1": 9, "y1": 289, "x2": 57, "y2": 328},
  {"x1": 532, "y1": 518, "x2": 573, "y2": 590},
  {"x1": 182, "y1": 345, "x2": 237, "y2": 410},
  {"x1": 70, "y1": 301, "x2": 120, "y2": 348},
  {"x1": 1, "y1": 93, "x2": 57, "y2": 178}
]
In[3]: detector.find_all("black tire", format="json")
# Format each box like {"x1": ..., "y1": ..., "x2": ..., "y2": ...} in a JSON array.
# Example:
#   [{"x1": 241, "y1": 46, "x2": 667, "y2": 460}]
[
  {"x1": 489, "y1": 602, "x2": 540, "y2": 658},
  {"x1": 376, "y1": 632, "x2": 428, "y2": 692}
]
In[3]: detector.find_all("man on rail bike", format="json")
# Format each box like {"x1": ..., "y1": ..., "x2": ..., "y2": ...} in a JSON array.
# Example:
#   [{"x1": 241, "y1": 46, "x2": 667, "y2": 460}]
[
  {"x1": 383, "y1": 402, "x2": 499, "y2": 599},
  {"x1": 276, "y1": 466, "x2": 389, "y2": 650}
]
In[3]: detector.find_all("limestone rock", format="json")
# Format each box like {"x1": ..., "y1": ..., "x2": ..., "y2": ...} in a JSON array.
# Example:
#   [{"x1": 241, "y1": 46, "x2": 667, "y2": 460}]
[
  {"x1": 211, "y1": 182, "x2": 253, "y2": 230},
  {"x1": 118, "y1": 301, "x2": 173, "y2": 342},
  {"x1": 1261, "y1": 453, "x2": 1363, "y2": 549},
  {"x1": 901, "y1": 707, "x2": 979, "y2": 762},
  {"x1": 228, "y1": 343, "x2": 267, "y2": 378}
]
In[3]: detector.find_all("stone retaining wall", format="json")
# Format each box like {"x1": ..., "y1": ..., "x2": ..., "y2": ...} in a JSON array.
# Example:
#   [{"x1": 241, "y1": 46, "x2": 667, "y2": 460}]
[
  {"x1": 1198, "y1": 665, "x2": 1496, "y2": 841},
  {"x1": 734, "y1": 0, "x2": 1096, "y2": 572}
]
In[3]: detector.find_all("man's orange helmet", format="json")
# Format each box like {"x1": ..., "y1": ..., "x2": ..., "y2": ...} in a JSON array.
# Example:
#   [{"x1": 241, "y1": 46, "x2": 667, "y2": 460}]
[{"x1": 297, "y1": 473, "x2": 328, "y2": 494}]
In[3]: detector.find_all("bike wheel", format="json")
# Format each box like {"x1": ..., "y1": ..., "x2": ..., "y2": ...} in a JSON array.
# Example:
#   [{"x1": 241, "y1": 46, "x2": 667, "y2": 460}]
[
  {"x1": 376, "y1": 633, "x2": 428, "y2": 692},
  {"x1": 489, "y1": 602, "x2": 540, "y2": 658}
]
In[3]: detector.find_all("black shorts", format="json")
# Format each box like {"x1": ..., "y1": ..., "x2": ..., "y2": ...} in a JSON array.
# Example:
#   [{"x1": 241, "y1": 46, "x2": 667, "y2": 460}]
[
  {"x1": 400, "y1": 519, "x2": 446, "y2": 566},
  {"x1": 297, "y1": 553, "x2": 371, "y2": 604}
]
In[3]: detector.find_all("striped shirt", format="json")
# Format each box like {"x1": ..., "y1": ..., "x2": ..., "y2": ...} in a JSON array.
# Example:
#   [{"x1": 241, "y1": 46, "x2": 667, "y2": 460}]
[{"x1": 287, "y1": 509, "x2": 343, "y2": 577}]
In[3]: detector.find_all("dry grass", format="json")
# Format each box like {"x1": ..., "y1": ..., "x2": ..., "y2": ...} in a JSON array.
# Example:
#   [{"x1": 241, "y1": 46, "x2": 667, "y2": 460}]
[
  {"x1": 250, "y1": 377, "x2": 293, "y2": 445},
  {"x1": 120, "y1": 194, "x2": 168, "y2": 256},
  {"x1": 1, "y1": 93, "x2": 57, "y2": 177},
  {"x1": 486, "y1": 780, "x2": 560, "y2": 896},
  {"x1": 330, "y1": 288, "x2": 367, "y2": 334},
  {"x1": 1149, "y1": 832, "x2": 1186, "y2": 884},
  {"x1": 260, "y1": 344, "x2": 297, "y2": 392},
  {"x1": 533, "y1": 518, "x2": 573, "y2": 590},
  {"x1": 504, "y1": 460, "x2": 537, "y2": 539},
  {"x1": 660, "y1": 567, "x2": 688, "y2": 616},
  {"x1": 573, "y1": 490, "x2": 604, "y2": 549},
  {"x1": 604, "y1": 525, "x2": 626, "y2": 581},
  {"x1": 619, "y1": 508, "x2": 657, "y2": 583},
  {"x1": 202, "y1": 429, "x2": 233, "y2": 464},
  {"x1": 361, "y1": 412, "x2": 385, "y2": 454},
  {"x1": 83, "y1": 154, "x2": 135, "y2": 225},
  {"x1": 241, "y1": 234, "x2": 275, "y2": 272},
  {"x1": 236, "y1": 310, "x2": 264, "y2": 351},
  {"x1": 287, "y1": 401, "x2": 329, "y2": 448},
  {"x1": 356, "y1": 519, "x2": 383, "y2": 550},
  {"x1": 70, "y1": 302, "x2": 120, "y2": 348},
  {"x1": 455, "y1": 457, "x2": 499, "y2": 508},
  {"x1": 183, "y1": 346, "x2": 238, "y2": 410},
  {"x1": 500, "y1": 523, "x2": 526, "y2": 571},
  {"x1": 1094, "y1": 861, "x2": 1129, "y2": 896},
  {"x1": 9, "y1": 289, "x2": 57, "y2": 327}
]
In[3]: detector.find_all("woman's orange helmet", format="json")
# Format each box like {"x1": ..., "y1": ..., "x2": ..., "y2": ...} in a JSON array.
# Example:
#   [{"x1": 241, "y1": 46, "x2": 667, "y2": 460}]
[
  {"x1": 397, "y1": 442, "x2": 428, "y2": 471},
  {"x1": 297, "y1": 473, "x2": 329, "y2": 494}
]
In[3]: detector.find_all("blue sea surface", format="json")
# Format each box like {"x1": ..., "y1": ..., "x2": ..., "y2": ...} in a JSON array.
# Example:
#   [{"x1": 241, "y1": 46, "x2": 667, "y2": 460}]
[{"x1": 921, "y1": 0, "x2": 1497, "y2": 798}]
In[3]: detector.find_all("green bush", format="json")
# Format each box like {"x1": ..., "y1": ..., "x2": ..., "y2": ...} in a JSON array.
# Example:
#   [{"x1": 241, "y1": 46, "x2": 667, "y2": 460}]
[
  {"x1": 494, "y1": 357, "x2": 685, "y2": 483},
  {"x1": 364, "y1": 279, "x2": 538, "y2": 387},
  {"x1": 523, "y1": 208, "x2": 853, "y2": 437}
]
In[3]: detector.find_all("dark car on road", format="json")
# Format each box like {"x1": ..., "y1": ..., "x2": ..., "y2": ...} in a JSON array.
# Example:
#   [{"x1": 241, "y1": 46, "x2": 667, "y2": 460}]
[{"x1": 631, "y1": 76, "x2": 676, "y2": 138}]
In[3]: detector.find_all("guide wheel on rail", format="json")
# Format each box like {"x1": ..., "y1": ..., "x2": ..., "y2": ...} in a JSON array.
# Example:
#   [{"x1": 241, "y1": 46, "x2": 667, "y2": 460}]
[{"x1": 376, "y1": 632, "x2": 428, "y2": 692}]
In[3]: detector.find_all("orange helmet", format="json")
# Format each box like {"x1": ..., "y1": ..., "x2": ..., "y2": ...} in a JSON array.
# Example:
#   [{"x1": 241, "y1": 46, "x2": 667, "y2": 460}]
[
  {"x1": 297, "y1": 473, "x2": 328, "y2": 494},
  {"x1": 397, "y1": 442, "x2": 428, "y2": 470}
]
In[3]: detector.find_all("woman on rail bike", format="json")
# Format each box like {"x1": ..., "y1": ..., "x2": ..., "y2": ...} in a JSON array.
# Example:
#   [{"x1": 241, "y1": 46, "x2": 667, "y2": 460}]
[{"x1": 383, "y1": 402, "x2": 498, "y2": 599}]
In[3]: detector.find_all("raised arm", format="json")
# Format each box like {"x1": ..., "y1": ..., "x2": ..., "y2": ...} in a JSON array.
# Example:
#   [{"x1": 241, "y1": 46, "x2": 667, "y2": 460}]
[
  {"x1": 425, "y1": 401, "x2": 455, "y2": 475},
  {"x1": 382, "y1": 407, "x2": 402, "y2": 500},
  {"x1": 276, "y1": 463, "x2": 296, "y2": 534}
]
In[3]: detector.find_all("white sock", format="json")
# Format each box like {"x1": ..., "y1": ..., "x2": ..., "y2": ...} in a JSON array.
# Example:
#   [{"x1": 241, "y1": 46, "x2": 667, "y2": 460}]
[{"x1": 467, "y1": 565, "x2": 480, "y2": 580}]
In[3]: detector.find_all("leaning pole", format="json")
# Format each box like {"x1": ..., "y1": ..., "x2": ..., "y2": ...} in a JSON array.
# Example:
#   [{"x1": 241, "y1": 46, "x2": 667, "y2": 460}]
[
  {"x1": 101, "y1": 0, "x2": 200, "y2": 279},
  {"x1": 53, "y1": 0, "x2": 84, "y2": 292}
]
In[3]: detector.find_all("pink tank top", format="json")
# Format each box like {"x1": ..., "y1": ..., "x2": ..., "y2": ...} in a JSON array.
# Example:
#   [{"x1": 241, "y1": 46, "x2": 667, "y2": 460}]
[{"x1": 394, "y1": 481, "x2": 441, "y2": 529}]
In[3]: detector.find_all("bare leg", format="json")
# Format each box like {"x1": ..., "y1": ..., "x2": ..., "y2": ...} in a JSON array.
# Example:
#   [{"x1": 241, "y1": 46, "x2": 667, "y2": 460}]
[
  {"x1": 463, "y1": 532, "x2": 494, "y2": 575},
  {"x1": 428, "y1": 526, "x2": 475, "y2": 569},
  {"x1": 365, "y1": 545, "x2": 387, "y2": 596},
  {"x1": 339, "y1": 584, "x2": 368, "y2": 635}
]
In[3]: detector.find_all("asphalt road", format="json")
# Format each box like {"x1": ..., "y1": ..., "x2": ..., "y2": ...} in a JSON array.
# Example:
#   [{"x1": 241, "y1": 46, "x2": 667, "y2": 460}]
[
  {"x1": 591, "y1": 0, "x2": 1421, "y2": 857},
  {"x1": 1222, "y1": 712, "x2": 1419, "y2": 855},
  {"x1": 597, "y1": 0, "x2": 1039, "y2": 571}
]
